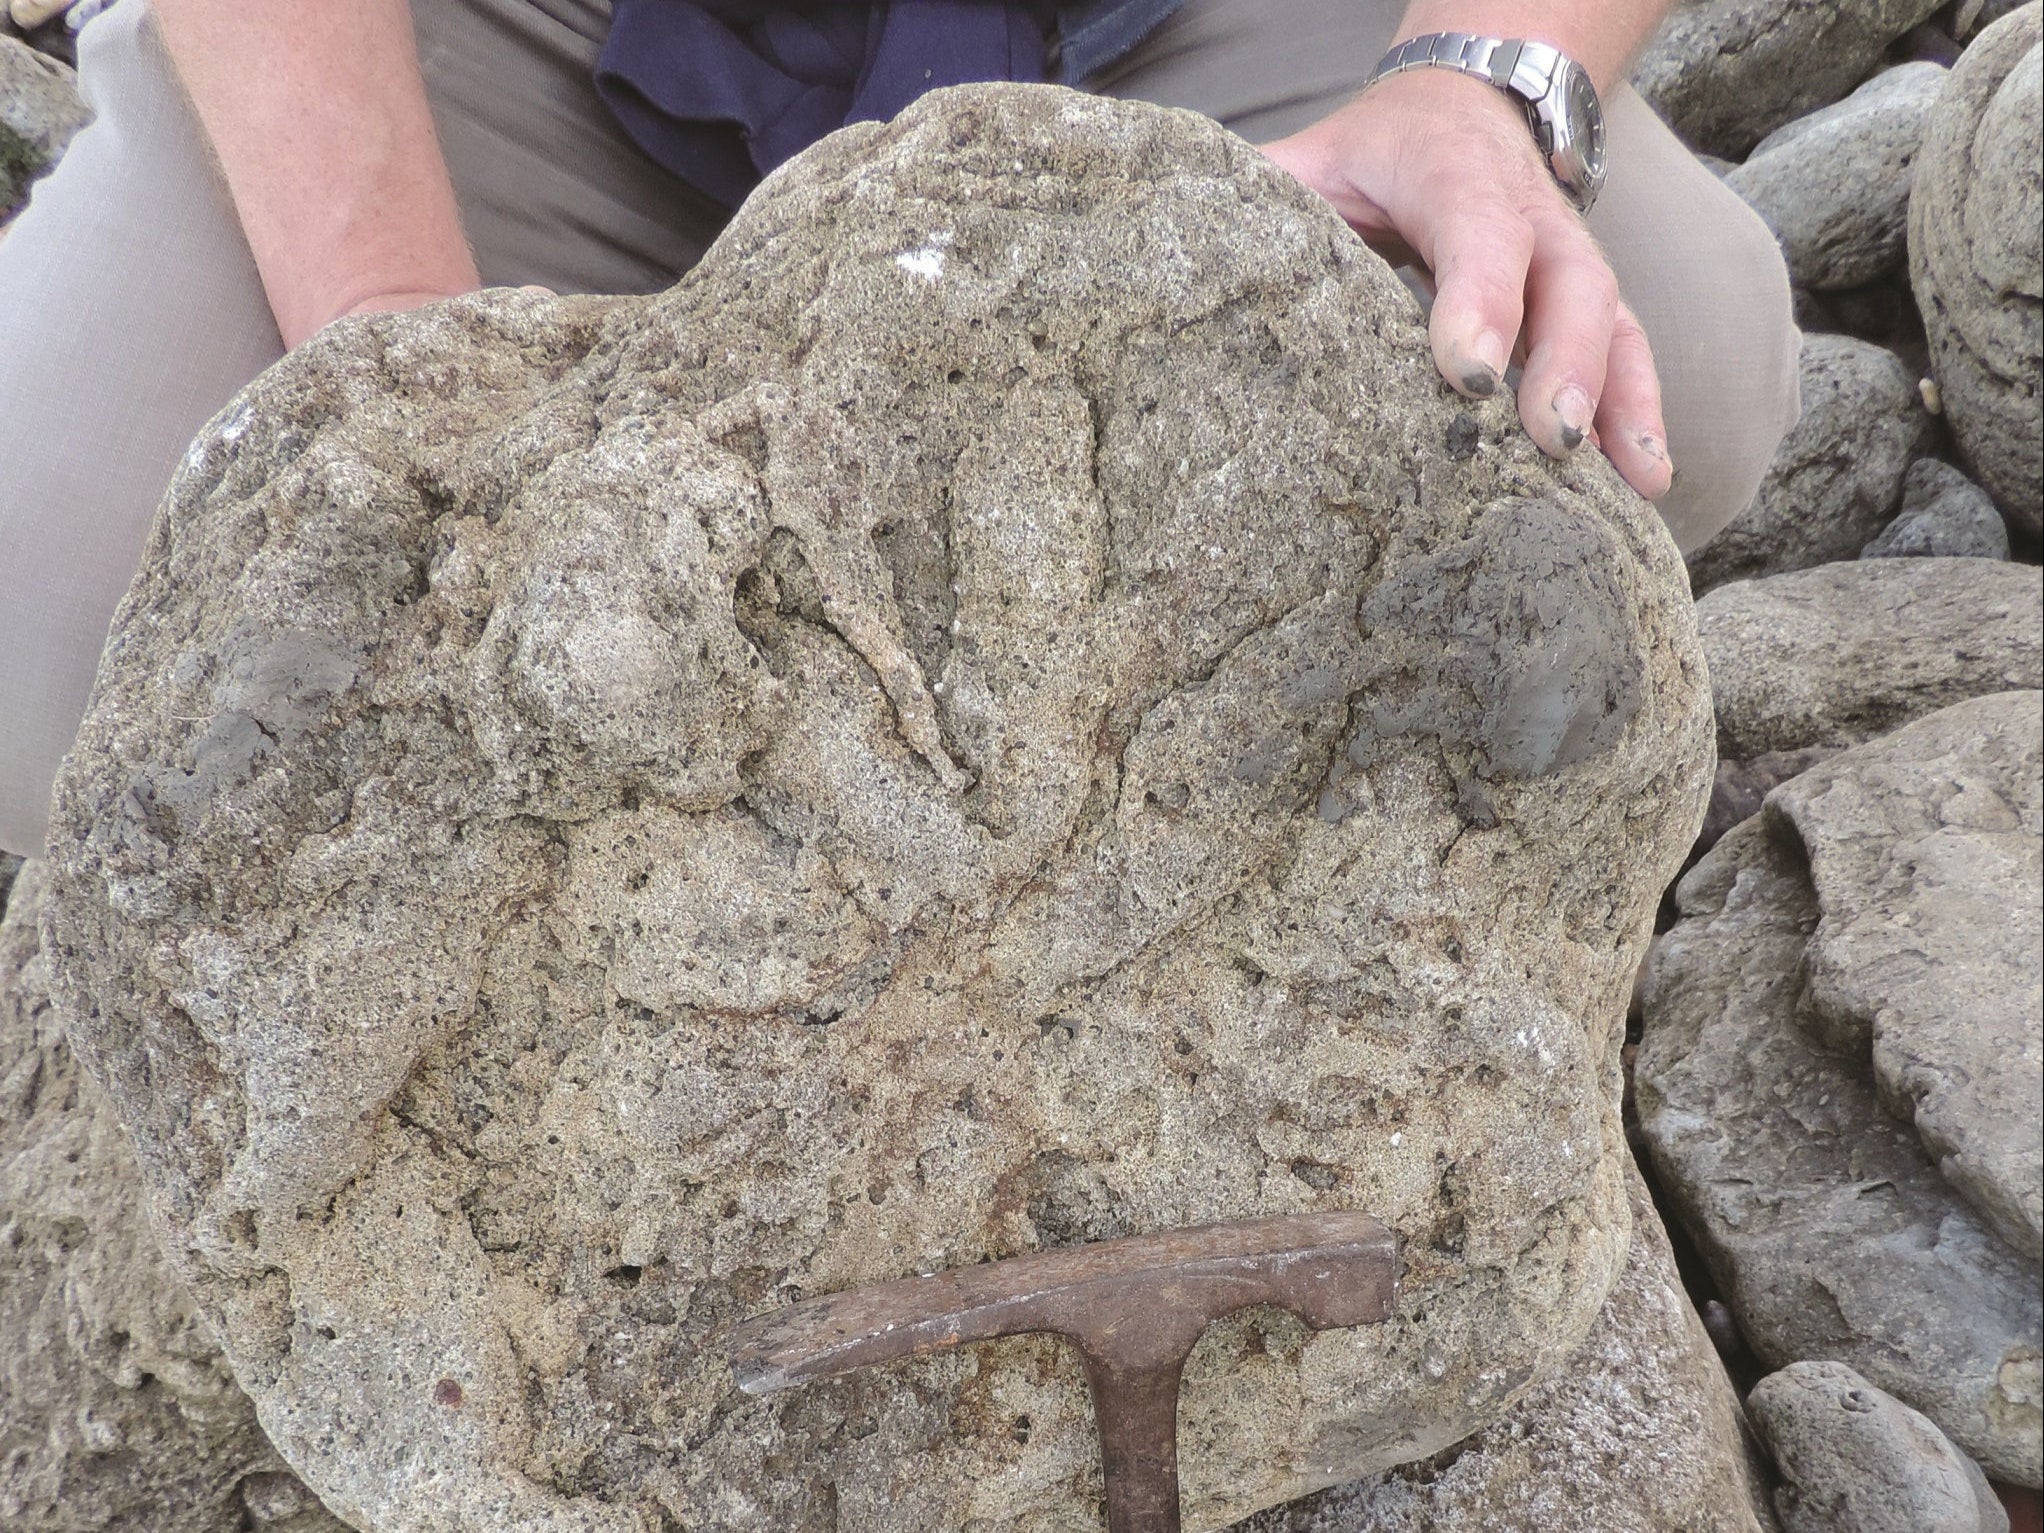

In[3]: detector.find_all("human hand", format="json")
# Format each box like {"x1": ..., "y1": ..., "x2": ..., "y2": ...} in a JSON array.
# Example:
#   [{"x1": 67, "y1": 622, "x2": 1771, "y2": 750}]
[{"x1": 1262, "y1": 67, "x2": 1673, "y2": 500}]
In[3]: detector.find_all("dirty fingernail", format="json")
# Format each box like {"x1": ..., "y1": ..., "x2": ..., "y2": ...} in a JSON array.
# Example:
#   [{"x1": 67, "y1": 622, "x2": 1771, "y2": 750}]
[
  {"x1": 1637, "y1": 431, "x2": 1669, "y2": 462},
  {"x1": 1553, "y1": 386, "x2": 1594, "y2": 451},
  {"x1": 1461, "y1": 364, "x2": 1498, "y2": 398}
]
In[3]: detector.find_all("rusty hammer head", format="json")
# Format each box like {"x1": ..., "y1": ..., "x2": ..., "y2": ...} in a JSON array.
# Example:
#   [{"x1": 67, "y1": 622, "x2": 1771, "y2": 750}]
[{"x1": 724, "y1": 1212, "x2": 1400, "y2": 1533}]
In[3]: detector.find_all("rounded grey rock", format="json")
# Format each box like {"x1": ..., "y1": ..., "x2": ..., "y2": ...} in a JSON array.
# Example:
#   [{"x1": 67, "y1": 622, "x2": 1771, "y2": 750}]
[
  {"x1": 1908, "y1": 4, "x2": 2044, "y2": 535},
  {"x1": 1863, "y1": 458, "x2": 2013, "y2": 558},
  {"x1": 1633, "y1": 0, "x2": 1945, "y2": 158},
  {"x1": 1687, "y1": 333, "x2": 1936, "y2": 592},
  {"x1": 1727, "y1": 63, "x2": 1948, "y2": 291},
  {"x1": 0, "y1": 32, "x2": 89, "y2": 218},
  {"x1": 1752, "y1": 1360, "x2": 2010, "y2": 1533}
]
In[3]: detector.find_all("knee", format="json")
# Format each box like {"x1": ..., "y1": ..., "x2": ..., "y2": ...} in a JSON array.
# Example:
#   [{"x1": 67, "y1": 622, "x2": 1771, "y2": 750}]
[{"x1": 1656, "y1": 189, "x2": 1803, "y2": 557}]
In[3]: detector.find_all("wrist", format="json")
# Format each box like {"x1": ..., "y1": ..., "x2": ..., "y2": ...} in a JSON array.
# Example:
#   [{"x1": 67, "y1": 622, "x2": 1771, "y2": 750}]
[{"x1": 280, "y1": 250, "x2": 481, "y2": 349}]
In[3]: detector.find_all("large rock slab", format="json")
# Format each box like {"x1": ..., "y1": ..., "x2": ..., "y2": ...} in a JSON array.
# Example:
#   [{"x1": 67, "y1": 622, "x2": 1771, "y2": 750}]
[
  {"x1": 1687, "y1": 334, "x2": 1935, "y2": 593},
  {"x1": 1695, "y1": 558, "x2": 2043, "y2": 759},
  {"x1": 1633, "y1": 0, "x2": 1945, "y2": 159},
  {"x1": 0, "y1": 864, "x2": 349, "y2": 1533},
  {"x1": 1752, "y1": 1361, "x2": 2009, "y2": 1533},
  {"x1": 0, "y1": 33, "x2": 86, "y2": 220},
  {"x1": 1638, "y1": 808, "x2": 2043, "y2": 1484},
  {"x1": 1229, "y1": 1160, "x2": 1777, "y2": 1533},
  {"x1": 38, "y1": 86, "x2": 1714, "y2": 1533},
  {"x1": 1909, "y1": 3, "x2": 2044, "y2": 536},
  {"x1": 1727, "y1": 63, "x2": 1947, "y2": 291},
  {"x1": 1770, "y1": 692, "x2": 2043, "y2": 1260}
]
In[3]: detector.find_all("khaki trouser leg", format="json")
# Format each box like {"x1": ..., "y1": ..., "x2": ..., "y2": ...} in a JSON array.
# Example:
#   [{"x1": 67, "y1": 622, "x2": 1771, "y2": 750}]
[
  {"x1": 1093, "y1": 0, "x2": 1805, "y2": 557},
  {"x1": 0, "y1": 0, "x2": 723, "y2": 856}
]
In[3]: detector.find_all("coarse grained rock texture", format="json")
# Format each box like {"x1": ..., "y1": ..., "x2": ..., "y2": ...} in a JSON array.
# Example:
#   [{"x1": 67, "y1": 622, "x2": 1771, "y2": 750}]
[
  {"x1": 1751, "y1": 1361, "x2": 2009, "y2": 1533},
  {"x1": 0, "y1": 864, "x2": 351, "y2": 1533},
  {"x1": 1632, "y1": 0, "x2": 1944, "y2": 159},
  {"x1": 1638, "y1": 805, "x2": 2043, "y2": 1485},
  {"x1": 1770, "y1": 692, "x2": 2044, "y2": 1261},
  {"x1": 1694, "y1": 558, "x2": 2043, "y2": 759},
  {"x1": 1687, "y1": 334, "x2": 1935, "y2": 593},
  {"x1": 1909, "y1": 3, "x2": 2044, "y2": 536},
  {"x1": 1727, "y1": 63, "x2": 1947, "y2": 292},
  {"x1": 0, "y1": 33, "x2": 87, "y2": 219},
  {"x1": 1228, "y1": 1159, "x2": 1777, "y2": 1533},
  {"x1": 38, "y1": 86, "x2": 1715, "y2": 1533},
  {"x1": 1863, "y1": 458, "x2": 2013, "y2": 559}
]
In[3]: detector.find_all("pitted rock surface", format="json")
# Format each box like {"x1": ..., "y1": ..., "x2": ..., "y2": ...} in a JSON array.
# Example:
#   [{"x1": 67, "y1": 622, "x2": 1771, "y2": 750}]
[
  {"x1": 41, "y1": 86, "x2": 1713, "y2": 1533},
  {"x1": 0, "y1": 866, "x2": 349, "y2": 1533},
  {"x1": 1908, "y1": 3, "x2": 2044, "y2": 535},
  {"x1": 1230, "y1": 1161, "x2": 1776, "y2": 1533},
  {"x1": 1638, "y1": 810, "x2": 2043, "y2": 1484},
  {"x1": 1770, "y1": 692, "x2": 2044, "y2": 1261}
]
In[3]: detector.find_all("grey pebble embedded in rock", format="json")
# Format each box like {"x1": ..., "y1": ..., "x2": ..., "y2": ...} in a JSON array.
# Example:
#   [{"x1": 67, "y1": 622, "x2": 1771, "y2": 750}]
[
  {"x1": 1752, "y1": 1361, "x2": 2010, "y2": 1533},
  {"x1": 1637, "y1": 710, "x2": 2044, "y2": 1486},
  {"x1": 1695, "y1": 557, "x2": 2043, "y2": 759},
  {"x1": 38, "y1": 85, "x2": 1715, "y2": 1533},
  {"x1": 1770, "y1": 692, "x2": 2044, "y2": 1261},
  {"x1": 1, "y1": 32, "x2": 89, "y2": 219},
  {"x1": 1633, "y1": 0, "x2": 1945, "y2": 158},
  {"x1": 1688, "y1": 334, "x2": 1935, "y2": 592},
  {"x1": 1909, "y1": 3, "x2": 2044, "y2": 536},
  {"x1": 1864, "y1": 458, "x2": 2014, "y2": 558},
  {"x1": 1727, "y1": 63, "x2": 1948, "y2": 292}
]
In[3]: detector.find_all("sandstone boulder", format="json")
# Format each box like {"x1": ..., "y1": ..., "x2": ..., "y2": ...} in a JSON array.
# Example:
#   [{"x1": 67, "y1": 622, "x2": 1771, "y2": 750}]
[
  {"x1": 1638, "y1": 786, "x2": 2043, "y2": 1484},
  {"x1": 39, "y1": 86, "x2": 1714, "y2": 1533},
  {"x1": 1863, "y1": 459, "x2": 2013, "y2": 560},
  {"x1": 1695, "y1": 557, "x2": 2043, "y2": 759},
  {"x1": 1770, "y1": 692, "x2": 2043, "y2": 1260},
  {"x1": 1727, "y1": 63, "x2": 1947, "y2": 291},
  {"x1": 1909, "y1": 3, "x2": 2044, "y2": 536},
  {"x1": 1633, "y1": 0, "x2": 1944, "y2": 158},
  {"x1": 0, "y1": 864, "x2": 349, "y2": 1533},
  {"x1": 1229, "y1": 1160, "x2": 1777, "y2": 1533},
  {"x1": 1752, "y1": 1361, "x2": 2009, "y2": 1533},
  {"x1": 1687, "y1": 334, "x2": 1935, "y2": 593},
  {"x1": 0, "y1": 33, "x2": 85, "y2": 220}
]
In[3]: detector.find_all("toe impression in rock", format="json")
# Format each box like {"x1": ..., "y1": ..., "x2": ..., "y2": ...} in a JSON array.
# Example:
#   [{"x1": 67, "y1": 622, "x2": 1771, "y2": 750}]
[{"x1": 727, "y1": 1212, "x2": 1399, "y2": 1533}]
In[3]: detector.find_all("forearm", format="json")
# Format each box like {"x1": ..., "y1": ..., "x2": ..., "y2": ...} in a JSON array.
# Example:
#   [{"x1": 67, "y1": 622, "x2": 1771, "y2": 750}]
[
  {"x1": 1391, "y1": 0, "x2": 1674, "y2": 90},
  {"x1": 154, "y1": 0, "x2": 479, "y2": 348}
]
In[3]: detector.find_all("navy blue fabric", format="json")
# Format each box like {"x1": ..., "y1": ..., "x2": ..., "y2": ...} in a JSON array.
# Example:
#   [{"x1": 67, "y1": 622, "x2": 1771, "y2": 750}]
[
  {"x1": 596, "y1": 0, "x2": 1184, "y2": 208},
  {"x1": 1056, "y1": 0, "x2": 1184, "y2": 83}
]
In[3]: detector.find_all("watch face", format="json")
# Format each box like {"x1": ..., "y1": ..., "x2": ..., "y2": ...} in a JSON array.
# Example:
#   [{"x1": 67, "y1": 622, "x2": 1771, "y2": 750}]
[{"x1": 1553, "y1": 61, "x2": 1609, "y2": 211}]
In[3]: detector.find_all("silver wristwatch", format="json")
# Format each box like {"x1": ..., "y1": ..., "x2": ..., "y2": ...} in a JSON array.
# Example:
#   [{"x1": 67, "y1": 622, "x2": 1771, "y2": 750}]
[{"x1": 1366, "y1": 33, "x2": 1608, "y2": 214}]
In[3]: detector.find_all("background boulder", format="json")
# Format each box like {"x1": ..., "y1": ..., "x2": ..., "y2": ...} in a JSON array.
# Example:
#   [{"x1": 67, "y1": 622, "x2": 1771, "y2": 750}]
[
  {"x1": 1908, "y1": 2, "x2": 2044, "y2": 536},
  {"x1": 1633, "y1": 0, "x2": 1945, "y2": 158},
  {"x1": 1726, "y1": 62, "x2": 1946, "y2": 292},
  {"x1": 1637, "y1": 695, "x2": 2044, "y2": 1487},
  {"x1": 1687, "y1": 334, "x2": 1936, "y2": 592}
]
